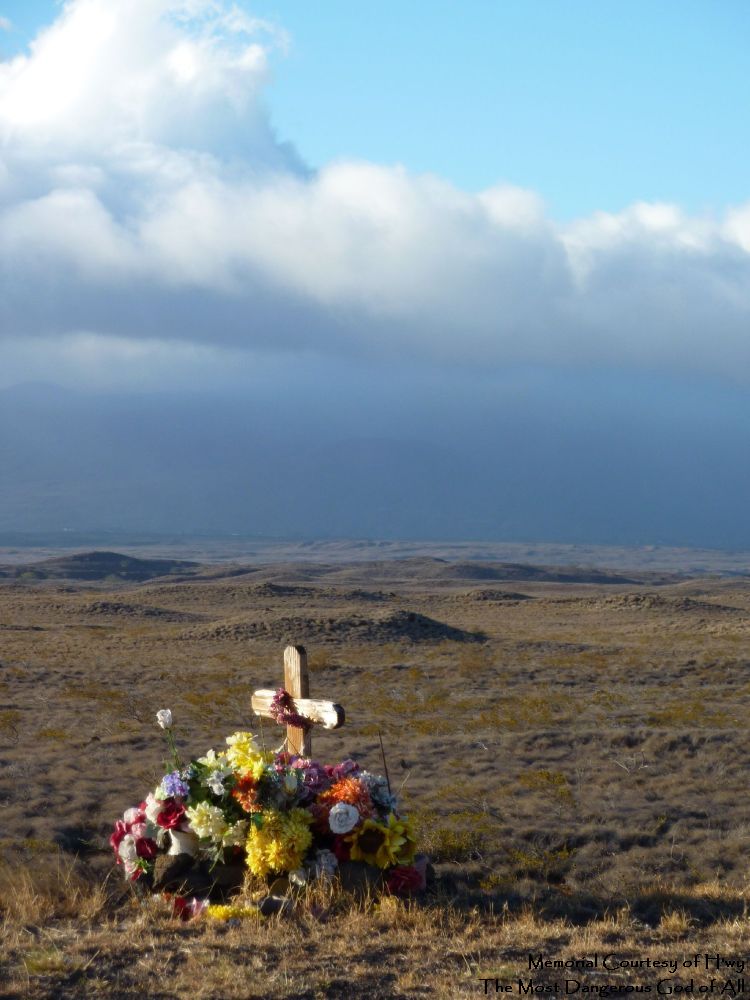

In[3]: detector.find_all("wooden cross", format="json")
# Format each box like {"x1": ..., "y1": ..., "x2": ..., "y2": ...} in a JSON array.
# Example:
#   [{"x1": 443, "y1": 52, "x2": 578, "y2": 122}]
[{"x1": 251, "y1": 644, "x2": 345, "y2": 756}]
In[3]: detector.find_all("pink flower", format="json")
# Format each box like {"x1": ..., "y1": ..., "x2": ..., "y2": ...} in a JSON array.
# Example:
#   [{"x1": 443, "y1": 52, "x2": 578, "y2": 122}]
[
  {"x1": 328, "y1": 759, "x2": 360, "y2": 781},
  {"x1": 172, "y1": 896, "x2": 208, "y2": 921}
]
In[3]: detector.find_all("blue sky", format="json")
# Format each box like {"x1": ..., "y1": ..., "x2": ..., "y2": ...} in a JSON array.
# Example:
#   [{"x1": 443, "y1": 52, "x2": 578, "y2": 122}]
[
  {"x1": 0, "y1": 0, "x2": 749, "y2": 546},
  {"x1": 2, "y1": 0, "x2": 749, "y2": 218}
]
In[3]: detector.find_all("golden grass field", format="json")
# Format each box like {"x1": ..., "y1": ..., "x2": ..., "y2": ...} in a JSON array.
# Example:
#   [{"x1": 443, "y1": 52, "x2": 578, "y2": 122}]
[{"x1": 1, "y1": 552, "x2": 750, "y2": 998}]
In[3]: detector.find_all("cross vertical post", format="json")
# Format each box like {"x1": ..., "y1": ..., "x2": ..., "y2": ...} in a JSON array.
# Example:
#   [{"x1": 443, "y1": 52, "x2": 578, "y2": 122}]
[{"x1": 284, "y1": 644, "x2": 310, "y2": 756}]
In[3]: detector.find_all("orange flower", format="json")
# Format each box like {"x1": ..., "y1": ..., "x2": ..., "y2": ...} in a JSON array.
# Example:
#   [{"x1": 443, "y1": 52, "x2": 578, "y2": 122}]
[
  {"x1": 318, "y1": 777, "x2": 374, "y2": 818},
  {"x1": 231, "y1": 774, "x2": 262, "y2": 813}
]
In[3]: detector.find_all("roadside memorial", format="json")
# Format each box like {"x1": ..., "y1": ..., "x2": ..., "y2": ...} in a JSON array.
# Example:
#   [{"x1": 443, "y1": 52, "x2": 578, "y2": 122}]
[{"x1": 110, "y1": 644, "x2": 427, "y2": 919}]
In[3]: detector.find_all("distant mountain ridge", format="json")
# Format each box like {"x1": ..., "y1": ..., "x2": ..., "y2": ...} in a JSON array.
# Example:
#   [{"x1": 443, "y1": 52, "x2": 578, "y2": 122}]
[
  {"x1": 0, "y1": 550, "x2": 674, "y2": 585},
  {"x1": 0, "y1": 551, "x2": 199, "y2": 582}
]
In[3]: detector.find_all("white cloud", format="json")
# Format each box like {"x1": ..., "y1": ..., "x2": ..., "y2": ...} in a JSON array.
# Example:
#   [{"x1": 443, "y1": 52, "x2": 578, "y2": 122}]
[
  {"x1": 0, "y1": 0, "x2": 749, "y2": 386},
  {"x1": 0, "y1": 17, "x2": 11, "y2": 33}
]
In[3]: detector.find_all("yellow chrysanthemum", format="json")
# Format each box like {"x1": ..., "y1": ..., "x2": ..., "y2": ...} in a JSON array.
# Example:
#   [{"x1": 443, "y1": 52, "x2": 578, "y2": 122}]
[
  {"x1": 348, "y1": 814, "x2": 417, "y2": 868},
  {"x1": 245, "y1": 808, "x2": 313, "y2": 877},
  {"x1": 225, "y1": 731, "x2": 273, "y2": 778},
  {"x1": 206, "y1": 904, "x2": 261, "y2": 921}
]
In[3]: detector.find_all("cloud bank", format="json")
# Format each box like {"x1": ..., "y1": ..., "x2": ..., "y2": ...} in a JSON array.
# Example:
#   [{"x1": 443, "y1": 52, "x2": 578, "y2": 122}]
[{"x1": 1, "y1": 0, "x2": 749, "y2": 386}]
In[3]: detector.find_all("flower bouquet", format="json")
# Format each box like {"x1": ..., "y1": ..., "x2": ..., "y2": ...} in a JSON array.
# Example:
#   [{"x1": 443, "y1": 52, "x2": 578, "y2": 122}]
[{"x1": 110, "y1": 709, "x2": 422, "y2": 911}]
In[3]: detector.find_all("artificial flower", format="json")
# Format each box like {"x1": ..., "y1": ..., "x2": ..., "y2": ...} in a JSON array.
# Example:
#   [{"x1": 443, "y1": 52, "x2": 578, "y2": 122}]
[
  {"x1": 225, "y1": 731, "x2": 273, "y2": 778},
  {"x1": 222, "y1": 820, "x2": 249, "y2": 848},
  {"x1": 317, "y1": 777, "x2": 374, "y2": 818},
  {"x1": 156, "y1": 798, "x2": 186, "y2": 830},
  {"x1": 156, "y1": 709, "x2": 173, "y2": 729},
  {"x1": 328, "y1": 759, "x2": 361, "y2": 781},
  {"x1": 206, "y1": 903, "x2": 260, "y2": 921},
  {"x1": 231, "y1": 774, "x2": 261, "y2": 813},
  {"x1": 347, "y1": 814, "x2": 417, "y2": 868},
  {"x1": 328, "y1": 802, "x2": 360, "y2": 835},
  {"x1": 160, "y1": 770, "x2": 190, "y2": 799},
  {"x1": 185, "y1": 801, "x2": 228, "y2": 841},
  {"x1": 144, "y1": 792, "x2": 163, "y2": 823},
  {"x1": 360, "y1": 771, "x2": 397, "y2": 812},
  {"x1": 135, "y1": 836, "x2": 158, "y2": 860},
  {"x1": 197, "y1": 748, "x2": 233, "y2": 794},
  {"x1": 385, "y1": 865, "x2": 424, "y2": 896},
  {"x1": 172, "y1": 896, "x2": 208, "y2": 921},
  {"x1": 118, "y1": 834, "x2": 138, "y2": 865},
  {"x1": 245, "y1": 808, "x2": 313, "y2": 877},
  {"x1": 110, "y1": 820, "x2": 128, "y2": 854},
  {"x1": 309, "y1": 848, "x2": 339, "y2": 878}
]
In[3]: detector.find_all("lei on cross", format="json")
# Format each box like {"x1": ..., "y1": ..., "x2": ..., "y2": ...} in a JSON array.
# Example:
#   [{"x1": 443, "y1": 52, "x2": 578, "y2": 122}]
[{"x1": 268, "y1": 689, "x2": 308, "y2": 729}]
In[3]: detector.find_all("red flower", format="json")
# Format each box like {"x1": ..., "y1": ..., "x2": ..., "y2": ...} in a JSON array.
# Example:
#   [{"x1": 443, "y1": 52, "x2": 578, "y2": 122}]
[
  {"x1": 172, "y1": 896, "x2": 191, "y2": 920},
  {"x1": 156, "y1": 798, "x2": 186, "y2": 829},
  {"x1": 385, "y1": 865, "x2": 424, "y2": 896},
  {"x1": 309, "y1": 802, "x2": 330, "y2": 834},
  {"x1": 332, "y1": 835, "x2": 351, "y2": 863},
  {"x1": 135, "y1": 837, "x2": 158, "y2": 860},
  {"x1": 109, "y1": 820, "x2": 128, "y2": 854}
]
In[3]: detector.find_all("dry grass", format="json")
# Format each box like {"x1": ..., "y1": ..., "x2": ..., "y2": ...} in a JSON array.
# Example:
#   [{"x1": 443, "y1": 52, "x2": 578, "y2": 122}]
[
  {"x1": 1, "y1": 567, "x2": 750, "y2": 996},
  {"x1": 2, "y1": 867, "x2": 750, "y2": 998}
]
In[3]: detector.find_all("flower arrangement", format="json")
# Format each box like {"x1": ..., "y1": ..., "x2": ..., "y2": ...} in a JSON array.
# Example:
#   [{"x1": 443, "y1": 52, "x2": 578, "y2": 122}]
[{"x1": 110, "y1": 709, "x2": 421, "y2": 908}]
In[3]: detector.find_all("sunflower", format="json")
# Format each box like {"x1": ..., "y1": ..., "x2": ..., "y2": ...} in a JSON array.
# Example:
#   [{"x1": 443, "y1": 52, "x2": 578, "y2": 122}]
[{"x1": 347, "y1": 814, "x2": 417, "y2": 869}]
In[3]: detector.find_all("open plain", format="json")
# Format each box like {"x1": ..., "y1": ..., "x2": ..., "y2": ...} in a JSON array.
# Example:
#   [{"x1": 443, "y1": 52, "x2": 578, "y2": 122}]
[{"x1": 1, "y1": 548, "x2": 750, "y2": 998}]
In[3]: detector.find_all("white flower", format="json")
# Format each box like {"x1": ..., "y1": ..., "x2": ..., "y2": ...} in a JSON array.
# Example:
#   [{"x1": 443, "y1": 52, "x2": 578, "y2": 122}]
[
  {"x1": 284, "y1": 772, "x2": 299, "y2": 795},
  {"x1": 207, "y1": 772, "x2": 226, "y2": 795},
  {"x1": 312, "y1": 849, "x2": 338, "y2": 878},
  {"x1": 197, "y1": 748, "x2": 232, "y2": 794},
  {"x1": 123, "y1": 807, "x2": 141, "y2": 825},
  {"x1": 118, "y1": 834, "x2": 137, "y2": 864},
  {"x1": 328, "y1": 802, "x2": 360, "y2": 835},
  {"x1": 144, "y1": 793, "x2": 162, "y2": 823},
  {"x1": 156, "y1": 709, "x2": 173, "y2": 730},
  {"x1": 185, "y1": 801, "x2": 228, "y2": 841},
  {"x1": 222, "y1": 820, "x2": 248, "y2": 847}
]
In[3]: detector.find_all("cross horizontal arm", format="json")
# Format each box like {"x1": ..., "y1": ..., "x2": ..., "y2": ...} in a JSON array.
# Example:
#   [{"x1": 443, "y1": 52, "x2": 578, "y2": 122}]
[{"x1": 251, "y1": 690, "x2": 345, "y2": 731}]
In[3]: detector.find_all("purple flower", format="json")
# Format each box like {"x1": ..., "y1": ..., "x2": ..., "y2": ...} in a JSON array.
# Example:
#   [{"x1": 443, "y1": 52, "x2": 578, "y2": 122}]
[
  {"x1": 329, "y1": 759, "x2": 361, "y2": 781},
  {"x1": 160, "y1": 770, "x2": 190, "y2": 798},
  {"x1": 291, "y1": 759, "x2": 332, "y2": 801}
]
